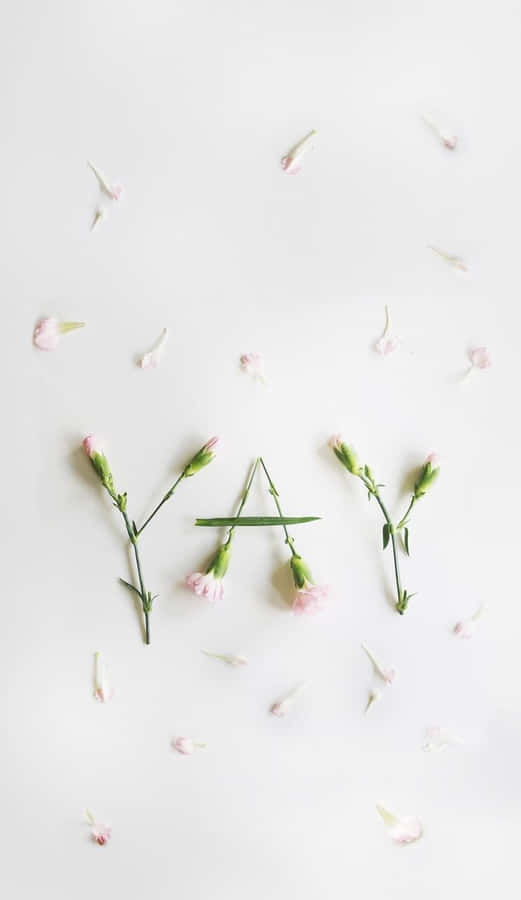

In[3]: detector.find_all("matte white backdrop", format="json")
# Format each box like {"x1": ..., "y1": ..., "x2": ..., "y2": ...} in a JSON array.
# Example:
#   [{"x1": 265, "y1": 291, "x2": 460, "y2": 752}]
[{"x1": 3, "y1": 1, "x2": 521, "y2": 897}]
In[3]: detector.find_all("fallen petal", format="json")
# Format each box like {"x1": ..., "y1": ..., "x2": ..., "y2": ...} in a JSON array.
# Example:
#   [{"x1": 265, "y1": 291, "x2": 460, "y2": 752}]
[
  {"x1": 139, "y1": 328, "x2": 169, "y2": 369},
  {"x1": 376, "y1": 805, "x2": 423, "y2": 844},
  {"x1": 271, "y1": 682, "x2": 306, "y2": 717},
  {"x1": 201, "y1": 650, "x2": 248, "y2": 666},
  {"x1": 422, "y1": 726, "x2": 463, "y2": 752},
  {"x1": 281, "y1": 130, "x2": 317, "y2": 174}
]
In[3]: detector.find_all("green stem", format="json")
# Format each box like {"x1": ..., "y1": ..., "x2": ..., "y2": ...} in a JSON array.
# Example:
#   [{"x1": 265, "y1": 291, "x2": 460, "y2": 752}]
[
  {"x1": 224, "y1": 458, "x2": 260, "y2": 546},
  {"x1": 120, "y1": 509, "x2": 151, "y2": 645},
  {"x1": 259, "y1": 457, "x2": 297, "y2": 556},
  {"x1": 397, "y1": 495, "x2": 416, "y2": 530},
  {"x1": 137, "y1": 472, "x2": 185, "y2": 535},
  {"x1": 359, "y1": 476, "x2": 403, "y2": 609}
]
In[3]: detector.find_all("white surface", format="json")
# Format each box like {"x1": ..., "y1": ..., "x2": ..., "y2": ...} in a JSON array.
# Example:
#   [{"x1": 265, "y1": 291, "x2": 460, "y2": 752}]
[{"x1": 3, "y1": 1, "x2": 521, "y2": 897}]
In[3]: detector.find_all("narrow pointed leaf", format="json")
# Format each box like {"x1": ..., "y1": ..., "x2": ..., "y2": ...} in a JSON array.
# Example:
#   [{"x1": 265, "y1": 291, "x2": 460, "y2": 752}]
[
  {"x1": 403, "y1": 527, "x2": 410, "y2": 556},
  {"x1": 382, "y1": 523, "x2": 390, "y2": 549},
  {"x1": 119, "y1": 577, "x2": 143, "y2": 598},
  {"x1": 195, "y1": 516, "x2": 320, "y2": 527}
]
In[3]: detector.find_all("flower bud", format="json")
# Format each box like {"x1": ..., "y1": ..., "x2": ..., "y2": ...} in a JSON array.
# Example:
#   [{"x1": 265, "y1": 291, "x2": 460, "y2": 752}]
[
  {"x1": 290, "y1": 554, "x2": 314, "y2": 590},
  {"x1": 183, "y1": 436, "x2": 220, "y2": 477},
  {"x1": 328, "y1": 435, "x2": 362, "y2": 475},
  {"x1": 82, "y1": 435, "x2": 115, "y2": 495},
  {"x1": 414, "y1": 457, "x2": 440, "y2": 498}
]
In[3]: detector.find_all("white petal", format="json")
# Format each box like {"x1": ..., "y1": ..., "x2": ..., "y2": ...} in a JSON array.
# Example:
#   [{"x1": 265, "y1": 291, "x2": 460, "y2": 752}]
[{"x1": 139, "y1": 328, "x2": 169, "y2": 369}]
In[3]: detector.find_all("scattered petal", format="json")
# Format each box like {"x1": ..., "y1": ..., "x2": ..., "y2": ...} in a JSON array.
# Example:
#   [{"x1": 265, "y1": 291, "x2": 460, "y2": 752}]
[
  {"x1": 422, "y1": 726, "x2": 463, "y2": 752},
  {"x1": 365, "y1": 687, "x2": 381, "y2": 713},
  {"x1": 281, "y1": 130, "x2": 317, "y2": 174},
  {"x1": 173, "y1": 736, "x2": 206, "y2": 755},
  {"x1": 361, "y1": 643, "x2": 396, "y2": 685},
  {"x1": 139, "y1": 328, "x2": 169, "y2": 369},
  {"x1": 93, "y1": 651, "x2": 114, "y2": 703},
  {"x1": 428, "y1": 245, "x2": 468, "y2": 272},
  {"x1": 271, "y1": 683, "x2": 306, "y2": 717},
  {"x1": 469, "y1": 346, "x2": 492, "y2": 370},
  {"x1": 421, "y1": 115, "x2": 457, "y2": 150},
  {"x1": 91, "y1": 207, "x2": 106, "y2": 231},
  {"x1": 240, "y1": 352, "x2": 266, "y2": 382},
  {"x1": 374, "y1": 305, "x2": 400, "y2": 356},
  {"x1": 453, "y1": 605, "x2": 485, "y2": 638},
  {"x1": 201, "y1": 650, "x2": 248, "y2": 666},
  {"x1": 376, "y1": 805, "x2": 423, "y2": 844},
  {"x1": 86, "y1": 810, "x2": 111, "y2": 846},
  {"x1": 33, "y1": 317, "x2": 85, "y2": 351},
  {"x1": 88, "y1": 160, "x2": 123, "y2": 201}
]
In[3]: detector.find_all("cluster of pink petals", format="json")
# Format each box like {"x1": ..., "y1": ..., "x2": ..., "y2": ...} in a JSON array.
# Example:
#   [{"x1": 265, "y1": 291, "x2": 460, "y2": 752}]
[
  {"x1": 185, "y1": 571, "x2": 224, "y2": 604},
  {"x1": 376, "y1": 805, "x2": 423, "y2": 844},
  {"x1": 240, "y1": 352, "x2": 266, "y2": 381},
  {"x1": 173, "y1": 736, "x2": 206, "y2": 755},
  {"x1": 86, "y1": 810, "x2": 111, "y2": 846},
  {"x1": 281, "y1": 129, "x2": 317, "y2": 174},
  {"x1": 292, "y1": 583, "x2": 329, "y2": 615},
  {"x1": 82, "y1": 434, "x2": 104, "y2": 458},
  {"x1": 469, "y1": 346, "x2": 491, "y2": 370},
  {"x1": 33, "y1": 317, "x2": 85, "y2": 351},
  {"x1": 139, "y1": 328, "x2": 169, "y2": 369}
]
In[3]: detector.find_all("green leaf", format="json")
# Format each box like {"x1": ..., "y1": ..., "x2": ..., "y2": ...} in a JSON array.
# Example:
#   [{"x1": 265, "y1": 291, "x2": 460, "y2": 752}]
[
  {"x1": 195, "y1": 516, "x2": 320, "y2": 527},
  {"x1": 119, "y1": 577, "x2": 143, "y2": 599},
  {"x1": 403, "y1": 527, "x2": 410, "y2": 556},
  {"x1": 382, "y1": 523, "x2": 390, "y2": 549}
]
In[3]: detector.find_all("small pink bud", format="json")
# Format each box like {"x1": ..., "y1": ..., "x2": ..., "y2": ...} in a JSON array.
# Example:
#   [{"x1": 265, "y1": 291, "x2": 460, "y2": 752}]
[
  {"x1": 173, "y1": 736, "x2": 206, "y2": 755},
  {"x1": 328, "y1": 434, "x2": 343, "y2": 451},
  {"x1": 85, "y1": 810, "x2": 111, "y2": 846},
  {"x1": 33, "y1": 317, "x2": 85, "y2": 351},
  {"x1": 426, "y1": 452, "x2": 440, "y2": 467},
  {"x1": 82, "y1": 434, "x2": 104, "y2": 458}
]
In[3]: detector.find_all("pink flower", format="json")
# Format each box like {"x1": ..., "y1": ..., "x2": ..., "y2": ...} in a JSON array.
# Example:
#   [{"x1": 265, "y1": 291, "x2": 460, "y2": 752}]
[
  {"x1": 374, "y1": 305, "x2": 400, "y2": 356},
  {"x1": 361, "y1": 643, "x2": 396, "y2": 685},
  {"x1": 240, "y1": 352, "x2": 266, "y2": 382},
  {"x1": 270, "y1": 683, "x2": 305, "y2": 717},
  {"x1": 82, "y1": 434, "x2": 104, "y2": 458},
  {"x1": 86, "y1": 810, "x2": 111, "y2": 845},
  {"x1": 469, "y1": 347, "x2": 491, "y2": 370},
  {"x1": 453, "y1": 605, "x2": 484, "y2": 638},
  {"x1": 33, "y1": 317, "x2": 85, "y2": 351},
  {"x1": 376, "y1": 806, "x2": 423, "y2": 844},
  {"x1": 93, "y1": 652, "x2": 113, "y2": 703},
  {"x1": 426, "y1": 452, "x2": 440, "y2": 467},
  {"x1": 292, "y1": 583, "x2": 329, "y2": 615},
  {"x1": 185, "y1": 571, "x2": 224, "y2": 604},
  {"x1": 281, "y1": 130, "x2": 317, "y2": 174},
  {"x1": 173, "y1": 736, "x2": 206, "y2": 755},
  {"x1": 139, "y1": 328, "x2": 169, "y2": 369}
]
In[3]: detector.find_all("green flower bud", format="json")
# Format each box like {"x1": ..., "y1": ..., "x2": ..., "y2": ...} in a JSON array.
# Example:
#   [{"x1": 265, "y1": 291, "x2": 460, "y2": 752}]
[
  {"x1": 184, "y1": 436, "x2": 220, "y2": 477},
  {"x1": 414, "y1": 456, "x2": 440, "y2": 499},
  {"x1": 290, "y1": 554, "x2": 313, "y2": 589},
  {"x1": 329, "y1": 435, "x2": 363, "y2": 475},
  {"x1": 206, "y1": 542, "x2": 231, "y2": 579}
]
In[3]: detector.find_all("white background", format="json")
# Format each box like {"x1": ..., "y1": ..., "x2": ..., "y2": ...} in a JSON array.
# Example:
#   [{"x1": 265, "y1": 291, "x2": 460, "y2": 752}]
[{"x1": 3, "y1": 1, "x2": 521, "y2": 897}]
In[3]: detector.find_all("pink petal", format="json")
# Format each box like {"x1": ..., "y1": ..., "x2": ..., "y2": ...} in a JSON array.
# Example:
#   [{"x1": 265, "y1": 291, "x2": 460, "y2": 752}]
[
  {"x1": 139, "y1": 328, "x2": 168, "y2": 369},
  {"x1": 33, "y1": 317, "x2": 59, "y2": 351},
  {"x1": 292, "y1": 584, "x2": 329, "y2": 615},
  {"x1": 469, "y1": 346, "x2": 491, "y2": 369}
]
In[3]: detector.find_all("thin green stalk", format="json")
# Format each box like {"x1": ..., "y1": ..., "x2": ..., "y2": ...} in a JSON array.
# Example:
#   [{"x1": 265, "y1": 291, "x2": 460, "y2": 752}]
[
  {"x1": 259, "y1": 457, "x2": 297, "y2": 556},
  {"x1": 137, "y1": 472, "x2": 185, "y2": 535},
  {"x1": 397, "y1": 495, "x2": 416, "y2": 530},
  {"x1": 120, "y1": 509, "x2": 151, "y2": 644},
  {"x1": 224, "y1": 458, "x2": 260, "y2": 546}
]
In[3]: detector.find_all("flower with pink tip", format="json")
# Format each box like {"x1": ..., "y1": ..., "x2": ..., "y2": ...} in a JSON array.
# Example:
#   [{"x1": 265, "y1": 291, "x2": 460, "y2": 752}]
[
  {"x1": 173, "y1": 736, "x2": 206, "y2": 755},
  {"x1": 374, "y1": 305, "x2": 400, "y2": 356},
  {"x1": 88, "y1": 161, "x2": 123, "y2": 202},
  {"x1": 281, "y1": 129, "x2": 317, "y2": 174},
  {"x1": 33, "y1": 317, "x2": 85, "y2": 351},
  {"x1": 93, "y1": 651, "x2": 114, "y2": 703},
  {"x1": 139, "y1": 328, "x2": 169, "y2": 369},
  {"x1": 183, "y1": 436, "x2": 220, "y2": 477},
  {"x1": 85, "y1": 810, "x2": 111, "y2": 846},
  {"x1": 426, "y1": 452, "x2": 440, "y2": 467},
  {"x1": 376, "y1": 805, "x2": 423, "y2": 844},
  {"x1": 290, "y1": 554, "x2": 328, "y2": 615},
  {"x1": 469, "y1": 346, "x2": 491, "y2": 371},
  {"x1": 185, "y1": 542, "x2": 231, "y2": 604},
  {"x1": 361, "y1": 643, "x2": 396, "y2": 685},
  {"x1": 422, "y1": 115, "x2": 457, "y2": 151},
  {"x1": 240, "y1": 352, "x2": 266, "y2": 382},
  {"x1": 453, "y1": 605, "x2": 485, "y2": 638},
  {"x1": 82, "y1": 434, "x2": 105, "y2": 459},
  {"x1": 270, "y1": 683, "x2": 306, "y2": 717}
]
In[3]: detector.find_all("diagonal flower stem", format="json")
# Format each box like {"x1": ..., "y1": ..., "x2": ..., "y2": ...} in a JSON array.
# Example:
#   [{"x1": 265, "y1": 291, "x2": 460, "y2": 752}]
[
  {"x1": 119, "y1": 507, "x2": 151, "y2": 644},
  {"x1": 259, "y1": 457, "x2": 297, "y2": 556},
  {"x1": 136, "y1": 472, "x2": 185, "y2": 535},
  {"x1": 359, "y1": 473, "x2": 403, "y2": 611},
  {"x1": 224, "y1": 458, "x2": 260, "y2": 547}
]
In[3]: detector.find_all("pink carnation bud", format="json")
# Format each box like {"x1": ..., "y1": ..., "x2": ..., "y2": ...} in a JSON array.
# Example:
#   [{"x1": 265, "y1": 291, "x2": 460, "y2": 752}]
[
  {"x1": 426, "y1": 452, "x2": 440, "y2": 467},
  {"x1": 173, "y1": 736, "x2": 206, "y2": 755},
  {"x1": 469, "y1": 346, "x2": 491, "y2": 370},
  {"x1": 203, "y1": 436, "x2": 220, "y2": 452},
  {"x1": 33, "y1": 317, "x2": 85, "y2": 351},
  {"x1": 85, "y1": 810, "x2": 111, "y2": 846},
  {"x1": 328, "y1": 434, "x2": 343, "y2": 451},
  {"x1": 376, "y1": 805, "x2": 423, "y2": 844},
  {"x1": 82, "y1": 434, "x2": 104, "y2": 458},
  {"x1": 281, "y1": 129, "x2": 317, "y2": 174}
]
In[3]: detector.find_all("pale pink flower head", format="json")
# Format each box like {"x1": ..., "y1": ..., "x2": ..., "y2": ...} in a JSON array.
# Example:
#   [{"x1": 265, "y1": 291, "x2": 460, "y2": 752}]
[
  {"x1": 240, "y1": 352, "x2": 266, "y2": 381},
  {"x1": 185, "y1": 542, "x2": 231, "y2": 603},
  {"x1": 281, "y1": 129, "x2": 317, "y2": 174},
  {"x1": 173, "y1": 736, "x2": 206, "y2": 755},
  {"x1": 292, "y1": 583, "x2": 329, "y2": 615},
  {"x1": 453, "y1": 605, "x2": 484, "y2": 638},
  {"x1": 376, "y1": 805, "x2": 423, "y2": 844},
  {"x1": 33, "y1": 317, "x2": 85, "y2": 350},
  {"x1": 139, "y1": 328, "x2": 169, "y2": 369},
  {"x1": 426, "y1": 452, "x2": 440, "y2": 467},
  {"x1": 85, "y1": 810, "x2": 111, "y2": 846},
  {"x1": 469, "y1": 346, "x2": 491, "y2": 370},
  {"x1": 82, "y1": 434, "x2": 105, "y2": 459}
]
